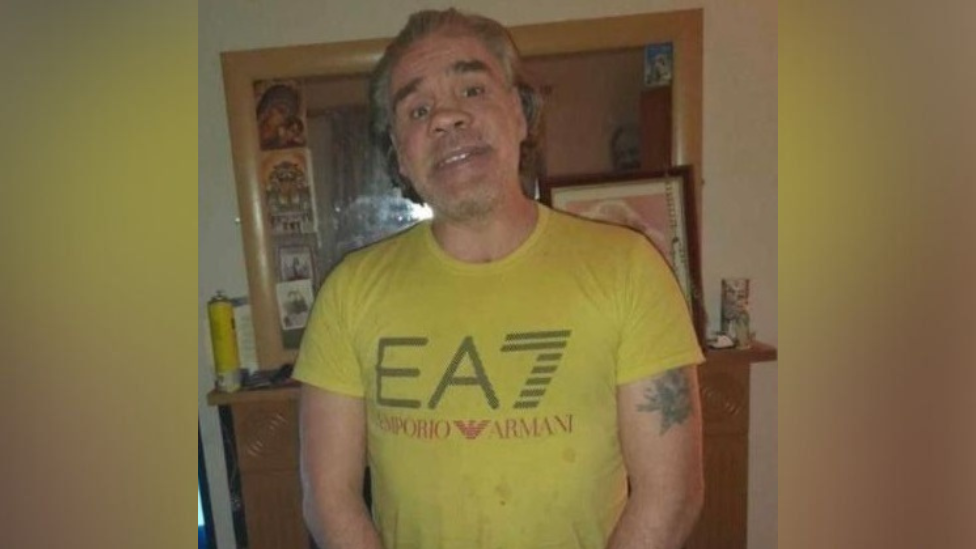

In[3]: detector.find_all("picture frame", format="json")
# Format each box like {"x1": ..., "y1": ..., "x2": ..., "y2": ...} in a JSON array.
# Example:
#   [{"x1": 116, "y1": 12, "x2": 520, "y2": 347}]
[{"x1": 540, "y1": 166, "x2": 704, "y2": 342}]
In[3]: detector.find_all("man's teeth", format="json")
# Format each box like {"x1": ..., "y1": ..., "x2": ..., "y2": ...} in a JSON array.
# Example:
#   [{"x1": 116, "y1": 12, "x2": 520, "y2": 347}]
[{"x1": 442, "y1": 151, "x2": 472, "y2": 166}]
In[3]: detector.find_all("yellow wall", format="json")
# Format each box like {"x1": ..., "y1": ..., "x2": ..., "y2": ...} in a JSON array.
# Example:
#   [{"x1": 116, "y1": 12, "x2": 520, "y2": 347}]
[{"x1": 199, "y1": 1, "x2": 777, "y2": 548}]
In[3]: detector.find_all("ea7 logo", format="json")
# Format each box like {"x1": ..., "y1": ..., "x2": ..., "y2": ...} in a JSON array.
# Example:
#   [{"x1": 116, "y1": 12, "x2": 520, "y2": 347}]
[{"x1": 374, "y1": 331, "x2": 571, "y2": 410}]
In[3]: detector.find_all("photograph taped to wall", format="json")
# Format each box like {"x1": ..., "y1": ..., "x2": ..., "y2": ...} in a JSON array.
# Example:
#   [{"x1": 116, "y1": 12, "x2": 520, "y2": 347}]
[
  {"x1": 275, "y1": 279, "x2": 314, "y2": 331},
  {"x1": 278, "y1": 244, "x2": 314, "y2": 282}
]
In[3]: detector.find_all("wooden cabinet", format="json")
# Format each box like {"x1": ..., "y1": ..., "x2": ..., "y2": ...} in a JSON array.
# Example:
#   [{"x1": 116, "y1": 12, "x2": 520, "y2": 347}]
[
  {"x1": 231, "y1": 397, "x2": 305, "y2": 549},
  {"x1": 686, "y1": 346, "x2": 772, "y2": 549},
  {"x1": 209, "y1": 343, "x2": 775, "y2": 549}
]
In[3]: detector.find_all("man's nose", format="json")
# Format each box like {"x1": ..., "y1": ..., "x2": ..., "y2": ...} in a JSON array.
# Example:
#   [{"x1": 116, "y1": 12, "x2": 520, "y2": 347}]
[{"x1": 429, "y1": 103, "x2": 471, "y2": 134}]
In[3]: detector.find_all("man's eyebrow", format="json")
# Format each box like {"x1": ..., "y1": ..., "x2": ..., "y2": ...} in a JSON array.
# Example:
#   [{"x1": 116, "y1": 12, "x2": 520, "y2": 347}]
[
  {"x1": 451, "y1": 59, "x2": 489, "y2": 75},
  {"x1": 391, "y1": 77, "x2": 422, "y2": 115},
  {"x1": 390, "y1": 59, "x2": 492, "y2": 115}
]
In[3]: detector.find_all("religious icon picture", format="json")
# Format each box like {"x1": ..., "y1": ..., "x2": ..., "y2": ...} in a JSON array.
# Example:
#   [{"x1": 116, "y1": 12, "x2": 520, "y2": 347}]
[
  {"x1": 644, "y1": 42, "x2": 674, "y2": 88},
  {"x1": 261, "y1": 149, "x2": 317, "y2": 236},
  {"x1": 254, "y1": 79, "x2": 307, "y2": 150}
]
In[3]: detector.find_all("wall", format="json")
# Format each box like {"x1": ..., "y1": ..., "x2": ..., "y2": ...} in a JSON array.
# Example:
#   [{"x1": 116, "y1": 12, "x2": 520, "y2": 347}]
[{"x1": 199, "y1": 1, "x2": 777, "y2": 548}]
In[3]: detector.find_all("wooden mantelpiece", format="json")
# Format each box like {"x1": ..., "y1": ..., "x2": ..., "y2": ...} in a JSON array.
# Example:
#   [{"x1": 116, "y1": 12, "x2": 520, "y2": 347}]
[
  {"x1": 208, "y1": 383, "x2": 300, "y2": 406},
  {"x1": 208, "y1": 343, "x2": 776, "y2": 549}
]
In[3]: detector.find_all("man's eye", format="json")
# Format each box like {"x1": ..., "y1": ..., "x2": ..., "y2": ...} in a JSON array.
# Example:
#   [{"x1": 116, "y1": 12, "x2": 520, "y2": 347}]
[
  {"x1": 462, "y1": 86, "x2": 485, "y2": 98},
  {"x1": 409, "y1": 105, "x2": 430, "y2": 120}
]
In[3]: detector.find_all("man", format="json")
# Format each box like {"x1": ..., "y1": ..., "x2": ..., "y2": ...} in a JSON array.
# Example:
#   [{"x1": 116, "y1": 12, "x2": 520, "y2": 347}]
[{"x1": 294, "y1": 9, "x2": 704, "y2": 549}]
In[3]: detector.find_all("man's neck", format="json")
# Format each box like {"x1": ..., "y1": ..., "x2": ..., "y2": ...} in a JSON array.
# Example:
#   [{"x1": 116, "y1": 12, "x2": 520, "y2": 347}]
[{"x1": 430, "y1": 197, "x2": 539, "y2": 263}]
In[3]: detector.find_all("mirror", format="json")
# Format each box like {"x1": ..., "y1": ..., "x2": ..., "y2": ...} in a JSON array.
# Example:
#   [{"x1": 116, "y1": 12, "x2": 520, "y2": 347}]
[{"x1": 221, "y1": 9, "x2": 702, "y2": 368}]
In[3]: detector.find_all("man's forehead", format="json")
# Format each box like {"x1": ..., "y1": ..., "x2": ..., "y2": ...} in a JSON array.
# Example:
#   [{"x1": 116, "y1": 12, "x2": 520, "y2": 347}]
[{"x1": 391, "y1": 32, "x2": 502, "y2": 83}]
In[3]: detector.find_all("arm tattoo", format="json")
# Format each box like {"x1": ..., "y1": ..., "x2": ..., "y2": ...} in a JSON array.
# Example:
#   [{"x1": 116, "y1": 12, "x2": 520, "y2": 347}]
[{"x1": 637, "y1": 368, "x2": 693, "y2": 434}]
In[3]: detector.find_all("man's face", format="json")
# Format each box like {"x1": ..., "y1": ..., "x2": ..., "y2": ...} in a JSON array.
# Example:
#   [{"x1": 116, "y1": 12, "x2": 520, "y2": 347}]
[{"x1": 388, "y1": 31, "x2": 527, "y2": 221}]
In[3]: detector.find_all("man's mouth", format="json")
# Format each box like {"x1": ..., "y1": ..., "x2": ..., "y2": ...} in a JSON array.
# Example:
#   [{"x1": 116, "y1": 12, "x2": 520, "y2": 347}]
[{"x1": 433, "y1": 145, "x2": 491, "y2": 171}]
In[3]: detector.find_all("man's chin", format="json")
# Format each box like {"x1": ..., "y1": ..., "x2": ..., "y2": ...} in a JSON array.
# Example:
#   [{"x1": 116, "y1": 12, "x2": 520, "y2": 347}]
[{"x1": 425, "y1": 191, "x2": 498, "y2": 223}]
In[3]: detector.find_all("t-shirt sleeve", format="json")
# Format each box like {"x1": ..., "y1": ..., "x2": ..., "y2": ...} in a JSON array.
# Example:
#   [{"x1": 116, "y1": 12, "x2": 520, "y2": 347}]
[
  {"x1": 615, "y1": 236, "x2": 704, "y2": 385},
  {"x1": 292, "y1": 261, "x2": 365, "y2": 397}
]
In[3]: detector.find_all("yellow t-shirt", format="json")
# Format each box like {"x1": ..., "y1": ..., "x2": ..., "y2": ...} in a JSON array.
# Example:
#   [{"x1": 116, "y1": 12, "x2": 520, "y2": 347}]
[{"x1": 294, "y1": 204, "x2": 703, "y2": 549}]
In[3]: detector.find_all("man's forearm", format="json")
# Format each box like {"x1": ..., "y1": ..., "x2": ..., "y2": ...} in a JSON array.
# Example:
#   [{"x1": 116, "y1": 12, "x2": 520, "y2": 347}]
[
  {"x1": 299, "y1": 387, "x2": 379, "y2": 548},
  {"x1": 605, "y1": 488, "x2": 703, "y2": 549},
  {"x1": 304, "y1": 490, "x2": 384, "y2": 549}
]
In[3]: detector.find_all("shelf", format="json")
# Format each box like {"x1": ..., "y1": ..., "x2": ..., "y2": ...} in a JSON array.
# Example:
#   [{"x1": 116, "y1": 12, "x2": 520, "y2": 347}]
[
  {"x1": 207, "y1": 382, "x2": 300, "y2": 406},
  {"x1": 704, "y1": 341, "x2": 777, "y2": 366}
]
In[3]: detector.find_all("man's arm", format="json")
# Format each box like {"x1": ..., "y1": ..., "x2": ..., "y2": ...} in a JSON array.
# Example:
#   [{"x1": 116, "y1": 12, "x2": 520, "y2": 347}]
[
  {"x1": 606, "y1": 365, "x2": 705, "y2": 549},
  {"x1": 299, "y1": 384, "x2": 384, "y2": 549}
]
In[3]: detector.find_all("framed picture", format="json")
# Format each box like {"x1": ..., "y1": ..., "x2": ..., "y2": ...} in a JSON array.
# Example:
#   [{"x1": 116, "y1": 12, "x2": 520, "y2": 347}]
[{"x1": 540, "y1": 166, "x2": 704, "y2": 342}]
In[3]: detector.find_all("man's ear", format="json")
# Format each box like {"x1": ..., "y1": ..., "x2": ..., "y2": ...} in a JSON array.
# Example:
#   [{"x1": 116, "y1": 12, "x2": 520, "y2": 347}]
[
  {"x1": 389, "y1": 131, "x2": 408, "y2": 177},
  {"x1": 512, "y1": 87, "x2": 528, "y2": 142}
]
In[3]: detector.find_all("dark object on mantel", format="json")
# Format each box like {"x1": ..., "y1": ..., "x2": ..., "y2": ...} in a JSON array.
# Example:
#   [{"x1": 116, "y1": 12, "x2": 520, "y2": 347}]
[{"x1": 241, "y1": 363, "x2": 295, "y2": 390}]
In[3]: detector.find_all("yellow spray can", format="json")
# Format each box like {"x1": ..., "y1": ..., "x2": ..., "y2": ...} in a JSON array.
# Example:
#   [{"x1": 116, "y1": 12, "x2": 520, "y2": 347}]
[{"x1": 208, "y1": 291, "x2": 241, "y2": 392}]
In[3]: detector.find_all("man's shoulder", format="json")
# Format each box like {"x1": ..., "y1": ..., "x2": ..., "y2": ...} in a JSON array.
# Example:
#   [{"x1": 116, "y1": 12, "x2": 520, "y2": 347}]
[
  {"x1": 343, "y1": 222, "x2": 425, "y2": 265},
  {"x1": 325, "y1": 222, "x2": 425, "y2": 286},
  {"x1": 541, "y1": 206, "x2": 670, "y2": 275},
  {"x1": 546, "y1": 205, "x2": 647, "y2": 248}
]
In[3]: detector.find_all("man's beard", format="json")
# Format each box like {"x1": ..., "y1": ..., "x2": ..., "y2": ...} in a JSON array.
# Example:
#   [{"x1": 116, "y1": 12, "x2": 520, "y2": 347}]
[{"x1": 414, "y1": 175, "x2": 500, "y2": 223}]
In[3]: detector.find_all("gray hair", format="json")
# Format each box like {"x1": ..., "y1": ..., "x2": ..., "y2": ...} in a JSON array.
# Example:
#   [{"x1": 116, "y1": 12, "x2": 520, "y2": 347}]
[{"x1": 367, "y1": 8, "x2": 544, "y2": 202}]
